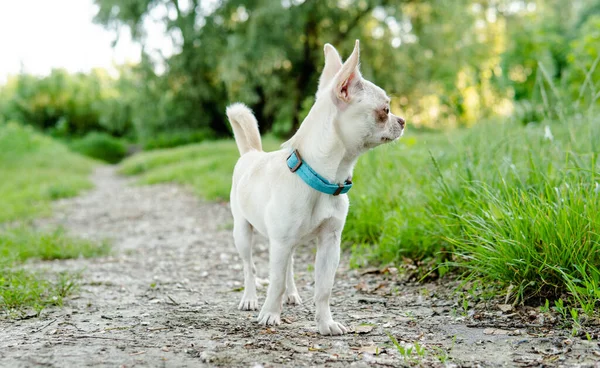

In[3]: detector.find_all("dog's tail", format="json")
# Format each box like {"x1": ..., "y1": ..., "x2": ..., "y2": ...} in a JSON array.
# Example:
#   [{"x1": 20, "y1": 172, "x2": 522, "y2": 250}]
[{"x1": 226, "y1": 103, "x2": 262, "y2": 156}]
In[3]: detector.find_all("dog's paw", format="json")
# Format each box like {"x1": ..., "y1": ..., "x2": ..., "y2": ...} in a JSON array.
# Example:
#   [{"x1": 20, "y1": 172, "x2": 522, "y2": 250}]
[
  {"x1": 318, "y1": 320, "x2": 348, "y2": 336},
  {"x1": 238, "y1": 297, "x2": 259, "y2": 311},
  {"x1": 285, "y1": 293, "x2": 302, "y2": 305},
  {"x1": 257, "y1": 311, "x2": 281, "y2": 326}
]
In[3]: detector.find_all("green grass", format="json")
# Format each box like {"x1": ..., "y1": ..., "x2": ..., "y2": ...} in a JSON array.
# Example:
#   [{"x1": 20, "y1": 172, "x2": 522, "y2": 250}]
[
  {"x1": 1, "y1": 268, "x2": 80, "y2": 315},
  {"x1": 119, "y1": 137, "x2": 281, "y2": 200},
  {"x1": 0, "y1": 227, "x2": 110, "y2": 262},
  {"x1": 0, "y1": 122, "x2": 108, "y2": 315},
  {"x1": 0, "y1": 228, "x2": 110, "y2": 314},
  {"x1": 0, "y1": 122, "x2": 96, "y2": 222},
  {"x1": 347, "y1": 115, "x2": 599, "y2": 308}
]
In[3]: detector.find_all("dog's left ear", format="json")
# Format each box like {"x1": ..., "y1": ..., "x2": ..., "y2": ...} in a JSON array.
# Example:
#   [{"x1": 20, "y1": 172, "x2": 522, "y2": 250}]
[
  {"x1": 317, "y1": 43, "x2": 343, "y2": 97},
  {"x1": 334, "y1": 40, "x2": 362, "y2": 103}
]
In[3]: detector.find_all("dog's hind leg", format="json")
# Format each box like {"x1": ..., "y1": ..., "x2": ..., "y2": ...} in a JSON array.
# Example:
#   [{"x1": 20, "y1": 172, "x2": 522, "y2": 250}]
[
  {"x1": 285, "y1": 254, "x2": 302, "y2": 305},
  {"x1": 233, "y1": 219, "x2": 258, "y2": 311},
  {"x1": 257, "y1": 240, "x2": 292, "y2": 326}
]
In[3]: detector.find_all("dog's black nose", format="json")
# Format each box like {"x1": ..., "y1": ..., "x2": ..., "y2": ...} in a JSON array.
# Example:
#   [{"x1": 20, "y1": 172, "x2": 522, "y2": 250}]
[{"x1": 397, "y1": 117, "x2": 405, "y2": 129}]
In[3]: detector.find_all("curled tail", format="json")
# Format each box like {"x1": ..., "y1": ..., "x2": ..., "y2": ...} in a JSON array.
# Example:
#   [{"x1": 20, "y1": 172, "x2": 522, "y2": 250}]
[{"x1": 226, "y1": 103, "x2": 263, "y2": 155}]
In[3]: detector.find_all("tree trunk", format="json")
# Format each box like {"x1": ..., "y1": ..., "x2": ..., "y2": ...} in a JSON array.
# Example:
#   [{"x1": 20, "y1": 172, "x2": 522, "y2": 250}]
[
  {"x1": 254, "y1": 86, "x2": 271, "y2": 134},
  {"x1": 289, "y1": 3, "x2": 318, "y2": 136}
]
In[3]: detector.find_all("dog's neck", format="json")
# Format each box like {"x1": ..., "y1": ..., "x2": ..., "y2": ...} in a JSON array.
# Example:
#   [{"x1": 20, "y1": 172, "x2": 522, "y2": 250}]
[{"x1": 286, "y1": 101, "x2": 360, "y2": 184}]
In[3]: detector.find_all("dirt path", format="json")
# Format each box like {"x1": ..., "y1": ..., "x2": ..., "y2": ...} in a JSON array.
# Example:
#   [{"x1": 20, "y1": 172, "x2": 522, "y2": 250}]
[{"x1": 1, "y1": 167, "x2": 599, "y2": 367}]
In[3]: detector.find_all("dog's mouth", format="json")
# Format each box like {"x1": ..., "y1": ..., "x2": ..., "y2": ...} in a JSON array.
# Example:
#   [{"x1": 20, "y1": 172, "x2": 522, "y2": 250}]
[{"x1": 381, "y1": 135, "x2": 401, "y2": 143}]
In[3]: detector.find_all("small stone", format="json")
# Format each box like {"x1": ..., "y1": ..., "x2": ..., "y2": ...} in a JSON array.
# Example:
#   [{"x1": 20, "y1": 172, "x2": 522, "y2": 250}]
[
  {"x1": 200, "y1": 351, "x2": 210, "y2": 363},
  {"x1": 354, "y1": 345, "x2": 380, "y2": 355},
  {"x1": 384, "y1": 267, "x2": 398, "y2": 275},
  {"x1": 355, "y1": 324, "x2": 375, "y2": 334}
]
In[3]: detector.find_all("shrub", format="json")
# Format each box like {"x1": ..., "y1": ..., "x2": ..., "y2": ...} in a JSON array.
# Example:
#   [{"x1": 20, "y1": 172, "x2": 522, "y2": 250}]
[{"x1": 69, "y1": 132, "x2": 127, "y2": 164}]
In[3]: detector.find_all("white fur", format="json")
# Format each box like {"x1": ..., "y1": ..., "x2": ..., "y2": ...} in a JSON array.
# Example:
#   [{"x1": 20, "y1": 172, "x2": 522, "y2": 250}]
[{"x1": 226, "y1": 40, "x2": 404, "y2": 335}]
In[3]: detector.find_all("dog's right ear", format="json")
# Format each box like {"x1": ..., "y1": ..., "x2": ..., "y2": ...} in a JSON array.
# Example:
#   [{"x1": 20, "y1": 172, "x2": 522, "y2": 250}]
[
  {"x1": 316, "y1": 43, "x2": 343, "y2": 98},
  {"x1": 333, "y1": 40, "x2": 362, "y2": 104}
]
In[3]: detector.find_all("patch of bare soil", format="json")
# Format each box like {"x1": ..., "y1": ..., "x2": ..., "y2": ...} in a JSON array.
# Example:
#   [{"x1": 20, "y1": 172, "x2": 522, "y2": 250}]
[{"x1": 1, "y1": 167, "x2": 599, "y2": 367}]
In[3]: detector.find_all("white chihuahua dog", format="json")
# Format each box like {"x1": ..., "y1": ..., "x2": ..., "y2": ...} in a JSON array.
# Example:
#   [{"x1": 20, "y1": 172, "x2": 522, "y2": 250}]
[{"x1": 226, "y1": 40, "x2": 404, "y2": 335}]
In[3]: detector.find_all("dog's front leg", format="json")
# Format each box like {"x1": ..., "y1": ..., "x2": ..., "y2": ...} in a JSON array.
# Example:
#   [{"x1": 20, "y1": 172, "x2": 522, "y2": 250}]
[
  {"x1": 257, "y1": 241, "x2": 292, "y2": 326},
  {"x1": 285, "y1": 254, "x2": 302, "y2": 305},
  {"x1": 315, "y1": 230, "x2": 347, "y2": 335}
]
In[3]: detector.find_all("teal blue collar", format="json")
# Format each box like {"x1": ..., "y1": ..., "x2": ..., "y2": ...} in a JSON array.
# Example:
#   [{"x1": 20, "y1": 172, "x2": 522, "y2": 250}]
[{"x1": 286, "y1": 150, "x2": 353, "y2": 196}]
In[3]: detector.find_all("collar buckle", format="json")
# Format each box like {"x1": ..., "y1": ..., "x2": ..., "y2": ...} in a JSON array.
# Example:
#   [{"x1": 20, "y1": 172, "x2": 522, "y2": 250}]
[
  {"x1": 288, "y1": 149, "x2": 303, "y2": 173},
  {"x1": 333, "y1": 184, "x2": 344, "y2": 196}
]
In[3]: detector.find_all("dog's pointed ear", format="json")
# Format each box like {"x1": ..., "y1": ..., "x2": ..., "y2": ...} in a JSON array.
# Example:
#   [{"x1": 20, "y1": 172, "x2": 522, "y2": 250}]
[
  {"x1": 317, "y1": 43, "x2": 343, "y2": 97},
  {"x1": 334, "y1": 40, "x2": 362, "y2": 103}
]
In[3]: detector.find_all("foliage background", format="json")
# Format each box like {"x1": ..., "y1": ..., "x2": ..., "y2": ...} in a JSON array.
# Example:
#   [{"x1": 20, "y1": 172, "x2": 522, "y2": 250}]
[{"x1": 1, "y1": 0, "x2": 599, "y2": 146}]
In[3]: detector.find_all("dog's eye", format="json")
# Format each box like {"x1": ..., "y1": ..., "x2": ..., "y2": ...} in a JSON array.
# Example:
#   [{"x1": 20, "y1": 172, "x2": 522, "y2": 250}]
[{"x1": 384, "y1": 107, "x2": 389, "y2": 114}]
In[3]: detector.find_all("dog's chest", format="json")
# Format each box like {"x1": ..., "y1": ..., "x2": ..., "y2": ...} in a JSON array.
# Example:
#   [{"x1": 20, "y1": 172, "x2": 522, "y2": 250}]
[{"x1": 297, "y1": 195, "x2": 348, "y2": 240}]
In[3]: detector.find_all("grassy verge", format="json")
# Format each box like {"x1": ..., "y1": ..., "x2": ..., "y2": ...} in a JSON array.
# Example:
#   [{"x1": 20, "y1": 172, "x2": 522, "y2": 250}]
[
  {"x1": 1, "y1": 228, "x2": 109, "y2": 315},
  {"x1": 119, "y1": 137, "x2": 281, "y2": 200},
  {"x1": 1, "y1": 268, "x2": 79, "y2": 316},
  {"x1": 0, "y1": 123, "x2": 109, "y2": 315},
  {"x1": 0, "y1": 123, "x2": 95, "y2": 223},
  {"x1": 0, "y1": 227, "x2": 110, "y2": 262},
  {"x1": 347, "y1": 115, "x2": 599, "y2": 309}
]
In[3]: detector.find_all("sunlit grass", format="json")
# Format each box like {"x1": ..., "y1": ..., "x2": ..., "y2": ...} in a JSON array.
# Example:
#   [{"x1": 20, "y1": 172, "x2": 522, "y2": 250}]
[
  {"x1": 119, "y1": 137, "x2": 281, "y2": 200},
  {"x1": 0, "y1": 123, "x2": 96, "y2": 222}
]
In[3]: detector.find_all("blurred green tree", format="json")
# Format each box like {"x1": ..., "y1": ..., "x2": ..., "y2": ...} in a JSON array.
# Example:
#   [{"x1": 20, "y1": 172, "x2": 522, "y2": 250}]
[
  {"x1": 94, "y1": 0, "x2": 502, "y2": 135},
  {"x1": 3, "y1": 0, "x2": 598, "y2": 142},
  {"x1": 499, "y1": 0, "x2": 600, "y2": 122}
]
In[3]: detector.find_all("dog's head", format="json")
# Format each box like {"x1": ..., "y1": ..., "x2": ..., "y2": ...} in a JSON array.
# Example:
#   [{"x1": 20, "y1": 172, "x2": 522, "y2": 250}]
[{"x1": 317, "y1": 40, "x2": 405, "y2": 152}]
